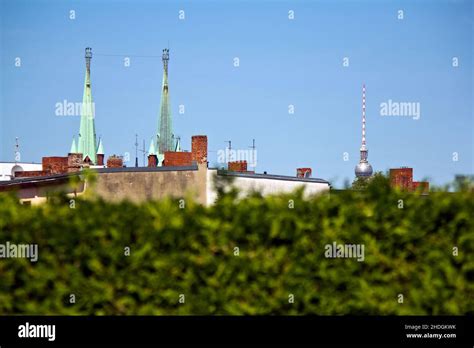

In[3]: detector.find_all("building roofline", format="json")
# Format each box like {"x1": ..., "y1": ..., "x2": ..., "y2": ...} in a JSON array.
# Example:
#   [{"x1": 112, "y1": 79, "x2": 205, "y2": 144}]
[
  {"x1": 214, "y1": 169, "x2": 330, "y2": 185},
  {"x1": 0, "y1": 161, "x2": 42, "y2": 165},
  {"x1": 0, "y1": 165, "x2": 330, "y2": 189},
  {"x1": 0, "y1": 173, "x2": 71, "y2": 190},
  {"x1": 0, "y1": 165, "x2": 199, "y2": 189},
  {"x1": 94, "y1": 165, "x2": 198, "y2": 174}
]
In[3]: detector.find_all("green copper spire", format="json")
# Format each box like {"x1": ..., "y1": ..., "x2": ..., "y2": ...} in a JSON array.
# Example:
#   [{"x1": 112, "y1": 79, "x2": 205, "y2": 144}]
[
  {"x1": 97, "y1": 137, "x2": 104, "y2": 155},
  {"x1": 157, "y1": 48, "x2": 174, "y2": 155},
  {"x1": 148, "y1": 137, "x2": 156, "y2": 156},
  {"x1": 175, "y1": 136, "x2": 181, "y2": 152},
  {"x1": 70, "y1": 136, "x2": 77, "y2": 153},
  {"x1": 77, "y1": 47, "x2": 97, "y2": 164}
]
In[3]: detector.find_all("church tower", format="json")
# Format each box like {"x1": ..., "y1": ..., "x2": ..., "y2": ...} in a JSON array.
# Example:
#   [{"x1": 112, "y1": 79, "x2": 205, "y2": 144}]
[
  {"x1": 149, "y1": 48, "x2": 179, "y2": 166},
  {"x1": 76, "y1": 47, "x2": 98, "y2": 164},
  {"x1": 158, "y1": 48, "x2": 173, "y2": 154}
]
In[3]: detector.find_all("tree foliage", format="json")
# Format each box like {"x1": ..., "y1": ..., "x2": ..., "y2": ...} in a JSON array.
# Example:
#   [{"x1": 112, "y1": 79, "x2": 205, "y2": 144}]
[
  {"x1": 351, "y1": 171, "x2": 386, "y2": 190},
  {"x1": 0, "y1": 176, "x2": 472, "y2": 315}
]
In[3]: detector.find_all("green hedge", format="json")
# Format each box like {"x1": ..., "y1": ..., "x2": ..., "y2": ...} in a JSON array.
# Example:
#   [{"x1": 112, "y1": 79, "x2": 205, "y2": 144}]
[{"x1": 0, "y1": 176, "x2": 472, "y2": 315}]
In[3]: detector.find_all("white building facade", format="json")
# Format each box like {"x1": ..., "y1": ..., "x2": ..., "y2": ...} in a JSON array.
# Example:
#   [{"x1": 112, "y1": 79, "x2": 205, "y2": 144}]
[{"x1": 0, "y1": 162, "x2": 42, "y2": 181}]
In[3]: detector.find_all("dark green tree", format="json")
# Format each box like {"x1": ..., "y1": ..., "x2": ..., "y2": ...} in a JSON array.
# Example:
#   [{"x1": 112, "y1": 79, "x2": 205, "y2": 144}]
[{"x1": 351, "y1": 171, "x2": 386, "y2": 190}]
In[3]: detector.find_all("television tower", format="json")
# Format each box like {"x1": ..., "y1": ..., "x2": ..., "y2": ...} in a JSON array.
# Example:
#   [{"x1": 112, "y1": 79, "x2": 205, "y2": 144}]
[{"x1": 355, "y1": 84, "x2": 373, "y2": 178}]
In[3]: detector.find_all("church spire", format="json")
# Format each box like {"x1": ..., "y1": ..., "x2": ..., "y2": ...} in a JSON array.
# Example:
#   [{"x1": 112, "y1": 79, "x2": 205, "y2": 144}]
[
  {"x1": 97, "y1": 137, "x2": 104, "y2": 155},
  {"x1": 156, "y1": 48, "x2": 173, "y2": 156},
  {"x1": 70, "y1": 136, "x2": 77, "y2": 154},
  {"x1": 355, "y1": 84, "x2": 373, "y2": 178},
  {"x1": 77, "y1": 47, "x2": 97, "y2": 164},
  {"x1": 175, "y1": 136, "x2": 181, "y2": 152},
  {"x1": 148, "y1": 136, "x2": 157, "y2": 156}
]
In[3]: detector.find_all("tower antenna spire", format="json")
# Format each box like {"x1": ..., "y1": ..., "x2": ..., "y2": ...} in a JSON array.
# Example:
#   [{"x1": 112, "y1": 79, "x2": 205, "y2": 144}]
[
  {"x1": 85, "y1": 47, "x2": 92, "y2": 79},
  {"x1": 162, "y1": 47, "x2": 169, "y2": 77},
  {"x1": 355, "y1": 83, "x2": 373, "y2": 178},
  {"x1": 362, "y1": 84, "x2": 366, "y2": 147}
]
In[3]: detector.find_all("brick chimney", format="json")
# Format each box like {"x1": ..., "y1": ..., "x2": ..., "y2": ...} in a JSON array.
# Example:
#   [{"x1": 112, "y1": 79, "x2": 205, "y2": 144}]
[
  {"x1": 107, "y1": 155, "x2": 123, "y2": 168},
  {"x1": 297, "y1": 168, "x2": 312, "y2": 178},
  {"x1": 191, "y1": 135, "x2": 208, "y2": 165},
  {"x1": 164, "y1": 151, "x2": 192, "y2": 167},
  {"x1": 228, "y1": 160, "x2": 248, "y2": 172},
  {"x1": 68, "y1": 153, "x2": 83, "y2": 172},
  {"x1": 97, "y1": 154, "x2": 104, "y2": 166},
  {"x1": 412, "y1": 181, "x2": 429, "y2": 194},
  {"x1": 148, "y1": 154, "x2": 158, "y2": 167},
  {"x1": 389, "y1": 168, "x2": 413, "y2": 190},
  {"x1": 42, "y1": 156, "x2": 69, "y2": 175}
]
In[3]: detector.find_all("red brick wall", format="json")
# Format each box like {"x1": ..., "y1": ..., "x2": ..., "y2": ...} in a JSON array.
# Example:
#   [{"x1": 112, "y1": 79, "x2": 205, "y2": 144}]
[
  {"x1": 68, "y1": 153, "x2": 83, "y2": 172},
  {"x1": 107, "y1": 156, "x2": 123, "y2": 168},
  {"x1": 228, "y1": 161, "x2": 248, "y2": 172},
  {"x1": 191, "y1": 135, "x2": 208, "y2": 165},
  {"x1": 390, "y1": 168, "x2": 413, "y2": 190},
  {"x1": 164, "y1": 151, "x2": 193, "y2": 167},
  {"x1": 148, "y1": 154, "x2": 157, "y2": 168},
  {"x1": 412, "y1": 181, "x2": 429, "y2": 194},
  {"x1": 15, "y1": 171, "x2": 51, "y2": 178},
  {"x1": 42, "y1": 157, "x2": 69, "y2": 175},
  {"x1": 297, "y1": 168, "x2": 312, "y2": 178}
]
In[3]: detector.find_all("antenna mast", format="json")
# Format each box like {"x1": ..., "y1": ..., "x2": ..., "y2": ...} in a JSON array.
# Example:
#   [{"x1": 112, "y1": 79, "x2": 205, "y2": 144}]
[
  {"x1": 14, "y1": 137, "x2": 20, "y2": 162},
  {"x1": 226, "y1": 140, "x2": 232, "y2": 162},
  {"x1": 135, "y1": 134, "x2": 139, "y2": 167},
  {"x1": 249, "y1": 139, "x2": 256, "y2": 170},
  {"x1": 138, "y1": 139, "x2": 147, "y2": 167},
  {"x1": 362, "y1": 84, "x2": 366, "y2": 147}
]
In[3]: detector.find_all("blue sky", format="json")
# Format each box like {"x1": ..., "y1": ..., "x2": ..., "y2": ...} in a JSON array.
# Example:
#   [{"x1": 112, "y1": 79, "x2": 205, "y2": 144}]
[{"x1": 1, "y1": 0, "x2": 472, "y2": 187}]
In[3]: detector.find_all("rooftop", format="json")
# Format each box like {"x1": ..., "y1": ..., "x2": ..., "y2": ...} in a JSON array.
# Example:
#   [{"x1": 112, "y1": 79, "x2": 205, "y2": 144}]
[
  {"x1": 215, "y1": 169, "x2": 330, "y2": 185},
  {"x1": 0, "y1": 165, "x2": 199, "y2": 189}
]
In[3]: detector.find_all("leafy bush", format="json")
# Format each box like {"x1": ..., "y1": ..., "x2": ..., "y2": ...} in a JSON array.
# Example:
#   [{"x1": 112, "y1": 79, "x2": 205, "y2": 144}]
[{"x1": 0, "y1": 176, "x2": 472, "y2": 315}]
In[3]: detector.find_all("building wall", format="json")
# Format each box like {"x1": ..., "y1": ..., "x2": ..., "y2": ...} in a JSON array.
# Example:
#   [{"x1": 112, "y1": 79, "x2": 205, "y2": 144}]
[
  {"x1": 92, "y1": 167, "x2": 207, "y2": 204},
  {"x1": 68, "y1": 153, "x2": 84, "y2": 172},
  {"x1": 3, "y1": 154, "x2": 88, "y2": 181},
  {"x1": 390, "y1": 168, "x2": 413, "y2": 190},
  {"x1": 0, "y1": 162, "x2": 43, "y2": 181},
  {"x1": 390, "y1": 168, "x2": 429, "y2": 193},
  {"x1": 16, "y1": 181, "x2": 85, "y2": 206},
  {"x1": 164, "y1": 151, "x2": 193, "y2": 167},
  {"x1": 3, "y1": 166, "x2": 329, "y2": 206},
  {"x1": 206, "y1": 169, "x2": 330, "y2": 205},
  {"x1": 42, "y1": 157, "x2": 69, "y2": 175},
  {"x1": 15, "y1": 170, "x2": 51, "y2": 178},
  {"x1": 412, "y1": 181, "x2": 430, "y2": 194}
]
